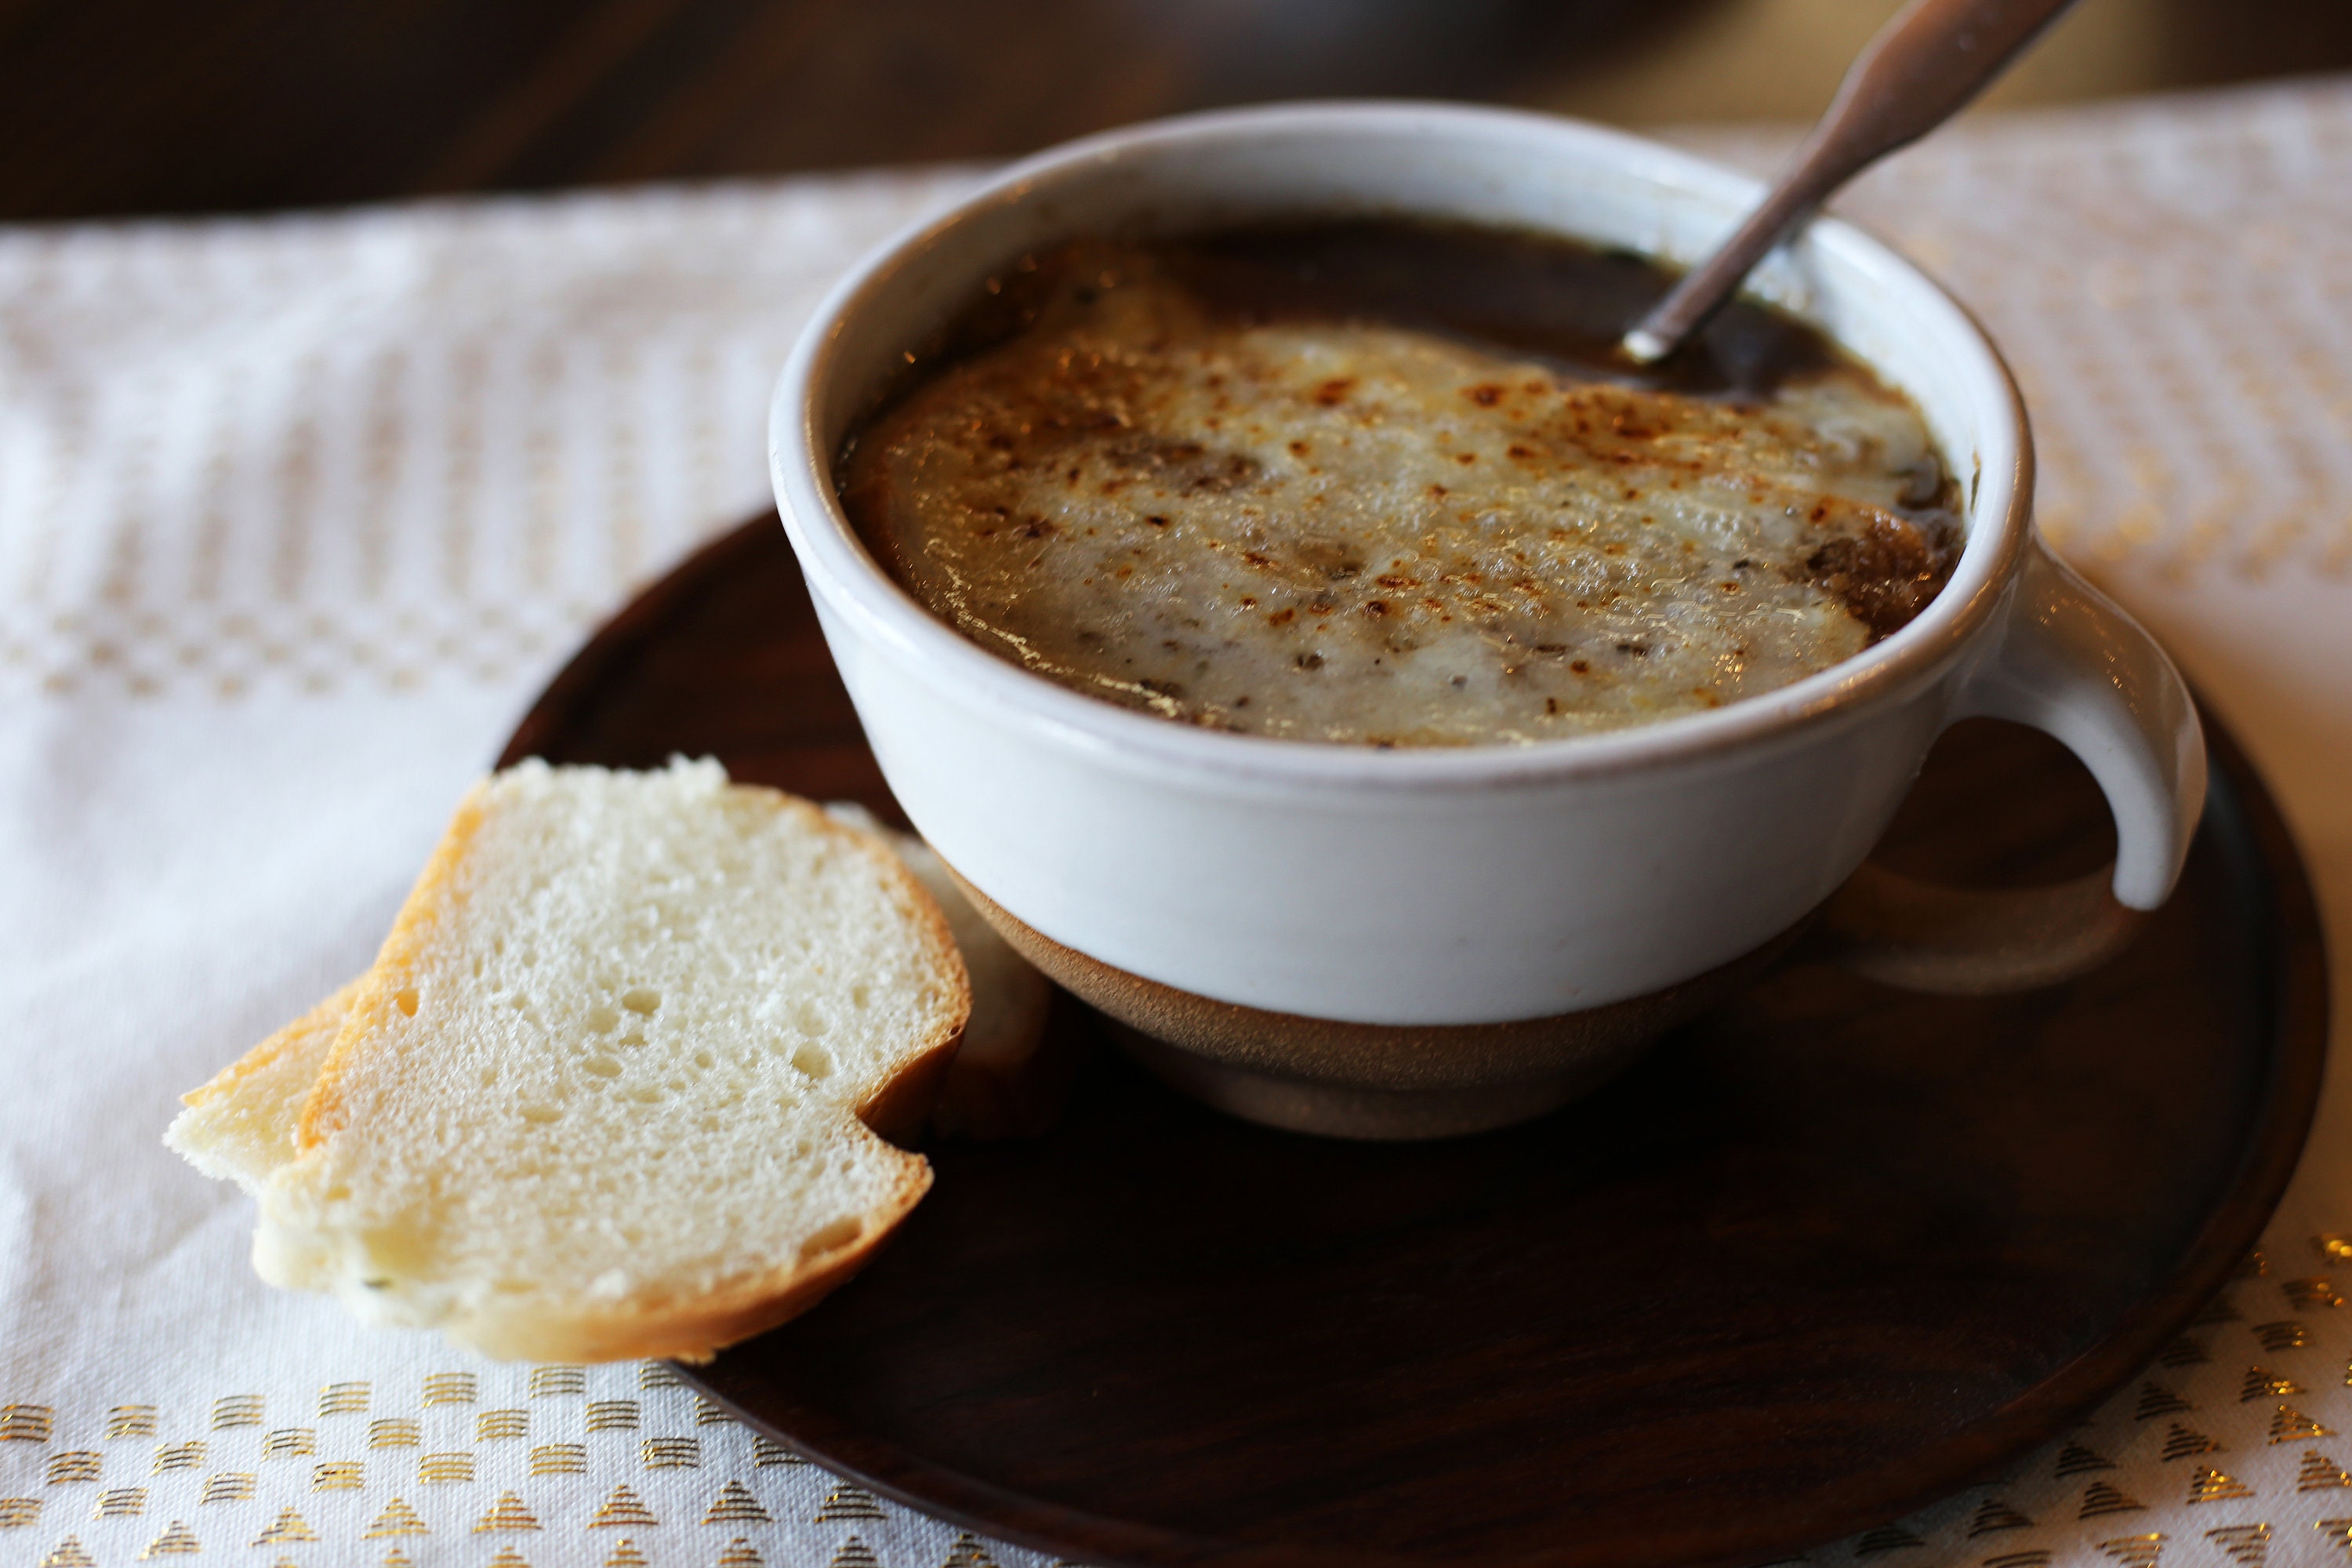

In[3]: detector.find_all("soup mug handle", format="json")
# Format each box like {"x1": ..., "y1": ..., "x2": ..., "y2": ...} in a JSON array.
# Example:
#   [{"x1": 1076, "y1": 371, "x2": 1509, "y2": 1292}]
[{"x1": 1818, "y1": 541, "x2": 2206, "y2": 995}]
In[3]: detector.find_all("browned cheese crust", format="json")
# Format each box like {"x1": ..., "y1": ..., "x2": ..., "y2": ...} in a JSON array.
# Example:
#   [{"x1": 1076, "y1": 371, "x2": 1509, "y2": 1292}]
[{"x1": 846, "y1": 239, "x2": 1961, "y2": 746}]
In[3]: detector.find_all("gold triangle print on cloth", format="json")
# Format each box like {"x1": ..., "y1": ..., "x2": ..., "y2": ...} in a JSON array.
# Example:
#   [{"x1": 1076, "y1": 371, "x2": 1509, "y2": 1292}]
[
  {"x1": 93, "y1": 1485, "x2": 147, "y2": 1517},
  {"x1": 587, "y1": 1400, "x2": 640, "y2": 1432},
  {"x1": 532, "y1": 1363, "x2": 588, "y2": 1401},
  {"x1": 2253, "y1": 1321, "x2": 2310, "y2": 1352},
  {"x1": 529, "y1": 1443, "x2": 586, "y2": 1475},
  {"x1": 368, "y1": 1417, "x2": 421, "y2": 1449},
  {"x1": 603, "y1": 1541, "x2": 652, "y2": 1568},
  {"x1": 210, "y1": 1395, "x2": 263, "y2": 1430},
  {"x1": 422, "y1": 1370, "x2": 478, "y2": 1406},
  {"x1": 716, "y1": 1540, "x2": 764, "y2": 1567},
  {"x1": 2056, "y1": 1442, "x2": 2119, "y2": 1477},
  {"x1": 943, "y1": 1532, "x2": 1000, "y2": 1567},
  {"x1": 474, "y1": 1490, "x2": 543, "y2": 1532},
  {"x1": 45, "y1": 1450, "x2": 100, "y2": 1483},
  {"x1": 2241, "y1": 1367, "x2": 2305, "y2": 1402},
  {"x1": 250, "y1": 1506, "x2": 318, "y2": 1544},
  {"x1": 2205, "y1": 1523, "x2": 2272, "y2": 1566},
  {"x1": 1966, "y1": 1497, "x2": 2034, "y2": 1536},
  {"x1": 589, "y1": 1484, "x2": 659, "y2": 1529},
  {"x1": 2185, "y1": 1465, "x2": 2255, "y2": 1504},
  {"x1": 135, "y1": 1519, "x2": 201, "y2": 1558},
  {"x1": 417, "y1": 1450, "x2": 474, "y2": 1483},
  {"x1": 318, "y1": 1380, "x2": 371, "y2": 1417},
  {"x1": 2161, "y1": 1424, "x2": 2224, "y2": 1461},
  {"x1": 2080, "y1": 1481, "x2": 2148, "y2": 1519},
  {"x1": 261, "y1": 1425, "x2": 314, "y2": 1457},
  {"x1": 527, "y1": 1366, "x2": 586, "y2": 1398},
  {"x1": 2300, "y1": 1449, "x2": 2352, "y2": 1490},
  {"x1": 2284, "y1": 1276, "x2": 2344, "y2": 1309},
  {"x1": 702, "y1": 1480, "x2": 773, "y2": 1524},
  {"x1": 37, "y1": 1540, "x2": 94, "y2": 1568},
  {"x1": 104, "y1": 1406, "x2": 157, "y2": 1439},
  {"x1": 0, "y1": 1497, "x2": 39, "y2": 1527},
  {"x1": 199, "y1": 1472, "x2": 254, "y2": 1504},
  {"x1": 2271, "y1": 1405, "x2": 2336, "y2": 1443},
  {"x1": 2157, "y1": 1338, "x2": 2210, "y2": 1369},
  {"x1": 814, "y1": 1483, "x2": 886, "y2": 1523},
  {"x1": 2096, "y1": 1534, "x2": 2165, "y2": 1567},
  {"x1": 379, "y1": 1552, "x2": 418, "y2": 1568},
  {"x1": 1979, "y1": 1553, "x2": 2053, "y2": 1568},
  {"x1": 365, "y1": 1496, "x2": 430, "y2": 1537},
  {"x1": 487, "y1": 1549, "x2": 532, "y2": 1568},
  {"x1": 829, "y1": 1537, "x2": 882, "y2": 1568},
  {"x1": 151, "y1": 1440, "x2": 204, "y2": 1474},
  {"x1": 642, "y1": 1436, "x2": 700, "y2": 1468},
  {"x1": 312, "y1": 1459, "x2": 365, "y2": 1490},
  {"x1": 477, "y1": 1409, "x2": 528, "y2": 1441},
  {"x1": 1852, "y1": 1523, "x2": 1923, "y2": 1555},
  {"x1": 0, "y1": 1404, "x2": 55, "y2": 1441},
  {"x1": 2134, "y1": 1383, "x2": 2194, "y2": 1420}
]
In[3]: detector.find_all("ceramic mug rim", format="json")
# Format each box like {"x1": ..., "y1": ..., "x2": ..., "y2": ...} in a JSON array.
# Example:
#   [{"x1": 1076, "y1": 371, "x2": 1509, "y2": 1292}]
[{"x1": 770, "y1": 100, "x2": 2032, "y2": 790}]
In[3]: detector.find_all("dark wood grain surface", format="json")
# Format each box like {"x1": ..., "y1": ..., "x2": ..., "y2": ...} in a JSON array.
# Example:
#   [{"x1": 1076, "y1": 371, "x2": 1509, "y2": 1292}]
[
  {"x1": 502, "y1": 515, "x2": 2327, "y2": 1568},
  {"x1": 8, "y1": 0, "x2": 2351, "y2": 223}
]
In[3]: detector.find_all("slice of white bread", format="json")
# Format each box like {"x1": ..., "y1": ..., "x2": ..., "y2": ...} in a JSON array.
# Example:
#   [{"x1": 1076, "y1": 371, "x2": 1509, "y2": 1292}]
[
  {"x1": 167, "y1": 804, "x2": 1055, "y2": 1221},
  {"x1": 176, "y1": 757, "x2": 969, "y2": 1363},
  {"x1": 825, "y1": 804, "x2": 1058, "y2": 1138}
]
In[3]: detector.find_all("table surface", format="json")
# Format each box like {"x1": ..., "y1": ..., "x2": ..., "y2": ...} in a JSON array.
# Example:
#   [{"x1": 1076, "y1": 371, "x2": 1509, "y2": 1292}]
[{"x1": 5, "y1": 0, "x2": 2352, "y2": 222}]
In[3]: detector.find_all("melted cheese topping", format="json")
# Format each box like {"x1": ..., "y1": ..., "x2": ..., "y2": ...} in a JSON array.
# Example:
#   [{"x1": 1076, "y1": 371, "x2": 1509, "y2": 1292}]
[{"x1": 844, "y1": 258, "x2": 1958, "y2": 746}]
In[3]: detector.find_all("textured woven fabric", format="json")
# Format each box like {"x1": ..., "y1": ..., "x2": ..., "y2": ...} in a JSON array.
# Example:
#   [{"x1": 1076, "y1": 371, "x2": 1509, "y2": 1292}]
[{"x1": 2, "y1": 79, "x2": 2349, "y2": 1568}]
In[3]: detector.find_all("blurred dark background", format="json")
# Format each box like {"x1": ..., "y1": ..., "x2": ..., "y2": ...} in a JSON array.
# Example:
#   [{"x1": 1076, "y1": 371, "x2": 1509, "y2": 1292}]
[{"x1": 6, "y1": 0, "x2": 2350, "y2": 221}]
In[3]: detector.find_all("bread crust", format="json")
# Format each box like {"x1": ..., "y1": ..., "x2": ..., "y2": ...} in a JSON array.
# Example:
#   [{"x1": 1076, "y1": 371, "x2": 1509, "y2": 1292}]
[
  {"x1": 855, "y1": 1028, "x2": 964, "y2": 1143},
  {"x1": 447, "y1": 1147, "x2": 935, "y2": 1363},
  {"x1": 179, "y1": 978, "x2": 361, "y2": 1112},
  {"x1": 297, "y1": 778, "x2": 490, "y2": 1149},
  {"x1": 263, "y1": 765, "x2": 971, "y2": 1363}
]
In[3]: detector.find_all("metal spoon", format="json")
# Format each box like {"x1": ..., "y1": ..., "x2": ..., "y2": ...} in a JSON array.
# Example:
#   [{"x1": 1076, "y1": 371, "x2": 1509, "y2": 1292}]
[{"x1": 1621, "y1": 0, "x2": 2078, "y2": 365}]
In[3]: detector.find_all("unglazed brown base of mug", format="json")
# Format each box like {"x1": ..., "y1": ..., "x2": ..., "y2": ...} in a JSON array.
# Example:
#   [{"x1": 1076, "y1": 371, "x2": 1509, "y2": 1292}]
[{"x1": 946, "y1": 869, "x2": 1807, "y2": 1139}]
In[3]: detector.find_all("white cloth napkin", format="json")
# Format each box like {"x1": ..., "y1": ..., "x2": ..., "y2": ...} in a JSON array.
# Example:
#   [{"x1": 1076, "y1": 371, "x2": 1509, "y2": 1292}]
[{"x1": 2, "y1": 78, "x2": 2348, "y2": 1568}]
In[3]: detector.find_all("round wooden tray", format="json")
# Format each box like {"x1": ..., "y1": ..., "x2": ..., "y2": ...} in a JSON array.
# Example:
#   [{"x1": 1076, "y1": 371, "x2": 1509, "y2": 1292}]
[{"x1": 502, "y1": 516, "x2": 2328, "y2": 1568}]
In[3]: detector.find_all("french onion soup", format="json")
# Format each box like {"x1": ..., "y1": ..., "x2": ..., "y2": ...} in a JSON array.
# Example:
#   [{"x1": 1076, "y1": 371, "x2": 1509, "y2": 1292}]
[{"x1": 840, "y1": 221, "x2": 1962, "y2": 747}]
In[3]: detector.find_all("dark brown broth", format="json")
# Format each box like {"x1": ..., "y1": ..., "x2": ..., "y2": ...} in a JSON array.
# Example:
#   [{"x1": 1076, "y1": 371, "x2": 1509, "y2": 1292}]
[{"x1": 892, "y1": 217, "x2": 1846, "y2": 412}]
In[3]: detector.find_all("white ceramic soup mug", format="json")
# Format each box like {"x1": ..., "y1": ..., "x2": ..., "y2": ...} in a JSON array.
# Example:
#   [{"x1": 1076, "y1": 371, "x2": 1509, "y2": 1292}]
[{"x1": 771, "y1": 102, "x2": 2205, "y2": 1139}]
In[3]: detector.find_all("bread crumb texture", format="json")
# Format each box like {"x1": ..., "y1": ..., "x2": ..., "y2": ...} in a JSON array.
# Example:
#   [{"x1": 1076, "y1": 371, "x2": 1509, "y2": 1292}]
[{"x1": 207, "y1": 757, "x2": 968, "y2": 1363}]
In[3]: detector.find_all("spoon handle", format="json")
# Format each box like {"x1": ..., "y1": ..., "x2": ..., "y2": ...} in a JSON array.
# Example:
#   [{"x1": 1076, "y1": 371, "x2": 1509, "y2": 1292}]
[{"x1": 1622, "y1": 0, "x2": 2077, "y2": 363}]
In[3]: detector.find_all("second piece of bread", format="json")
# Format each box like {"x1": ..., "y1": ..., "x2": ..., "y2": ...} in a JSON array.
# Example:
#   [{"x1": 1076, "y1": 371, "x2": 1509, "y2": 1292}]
[{"x1": 236, "y1": 758, "x2": 969, "y2": 1363}]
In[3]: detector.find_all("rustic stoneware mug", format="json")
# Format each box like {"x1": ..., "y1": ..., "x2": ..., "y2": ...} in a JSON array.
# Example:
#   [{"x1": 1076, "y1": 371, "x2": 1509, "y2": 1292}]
[{"x1": 771, "y1": 102, "x2": 2205, "y2": 1138}]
